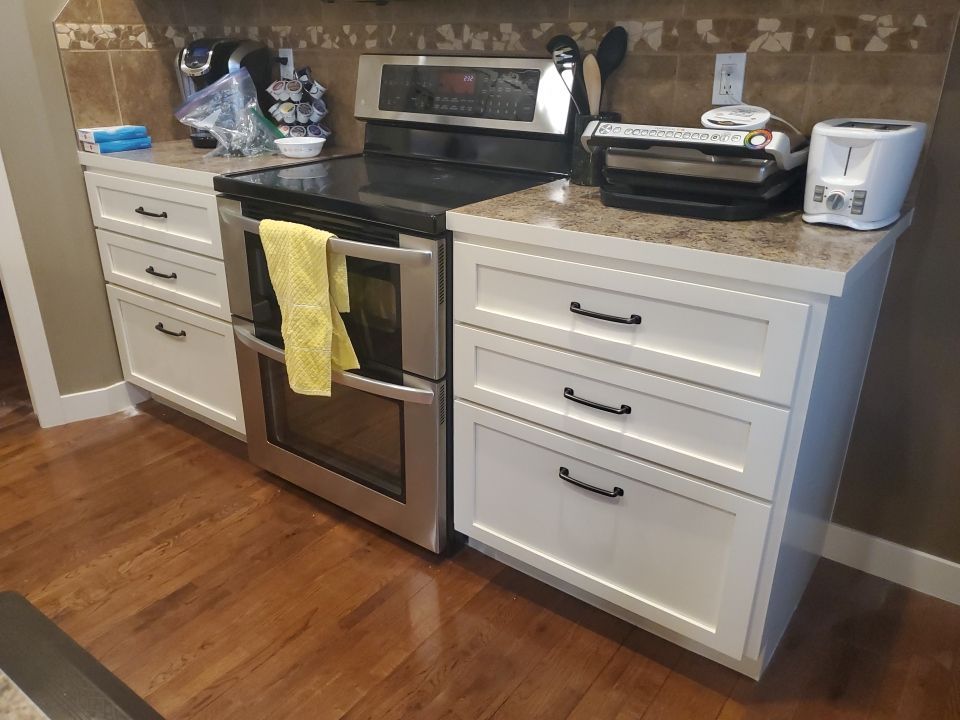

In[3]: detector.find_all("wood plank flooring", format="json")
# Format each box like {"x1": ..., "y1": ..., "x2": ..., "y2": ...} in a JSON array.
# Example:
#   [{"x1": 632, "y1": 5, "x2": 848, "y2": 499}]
[{"x1": 0, "y1": 396, "x2": 958, "y2": 719}]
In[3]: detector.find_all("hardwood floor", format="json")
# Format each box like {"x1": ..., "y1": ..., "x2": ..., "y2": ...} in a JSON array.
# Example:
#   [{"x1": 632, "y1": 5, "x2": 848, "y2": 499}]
[
  {"x1": 0, "y1": 400, "x2": 958, "y2": 719},
  {"x1": 0, "y1": 297, "x2": 30, "y2": 426}
]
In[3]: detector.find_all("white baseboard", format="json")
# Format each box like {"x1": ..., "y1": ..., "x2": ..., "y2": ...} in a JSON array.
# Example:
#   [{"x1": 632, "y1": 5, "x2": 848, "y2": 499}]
[
  {"x1": 823, "y1": 523, "x2": 960, "y2": 606},
  {"x1": 58, "y1": 381, "x2": 149, "y2": 425}
]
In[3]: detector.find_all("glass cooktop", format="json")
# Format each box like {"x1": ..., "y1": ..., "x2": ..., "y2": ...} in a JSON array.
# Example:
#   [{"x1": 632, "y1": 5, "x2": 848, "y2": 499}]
[{"x1": 214, "y1": 153, "x2": 557, "y2": 236}]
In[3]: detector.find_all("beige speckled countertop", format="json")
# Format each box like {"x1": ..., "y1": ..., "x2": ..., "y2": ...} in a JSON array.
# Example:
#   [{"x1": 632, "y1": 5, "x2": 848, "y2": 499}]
[
  {"x1": 448, "y1": 180, "x2": 910, "y2": 296},
  {"x1": 78, "y1": 139, "x2": 360, "y2": 189},
  {"x1": 0, "y1": 672, "x2": 47, "y2": 720}
]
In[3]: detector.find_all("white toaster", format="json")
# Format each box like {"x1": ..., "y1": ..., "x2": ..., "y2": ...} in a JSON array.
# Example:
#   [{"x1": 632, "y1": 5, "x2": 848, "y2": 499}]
[{"x1": 802, "y1": 119, "x2": 926, "y2": 230}]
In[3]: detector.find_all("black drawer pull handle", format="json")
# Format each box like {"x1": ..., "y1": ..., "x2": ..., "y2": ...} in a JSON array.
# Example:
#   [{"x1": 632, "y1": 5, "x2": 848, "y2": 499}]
[
  {"x1": 155, "y1": 322, "x2": 186, "y2": 338},
  {"x1": 135, "y1": 206, "x2": 168, "y2": 219},
  {"x1": 564, "y1": 387, "x2": 631, "y2": 415},
  {"x1": 570, "y1": 301, "x2": 641, "y2": 325},
  {"x1": 559, "y1": 467, "x2": 624, "y2": 498},
  {"x1": 145, "y1": 266, "x2": 177, "y2": 280}
]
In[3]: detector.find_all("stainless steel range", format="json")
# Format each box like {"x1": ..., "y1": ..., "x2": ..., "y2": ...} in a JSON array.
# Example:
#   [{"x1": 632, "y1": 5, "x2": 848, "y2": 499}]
[{"x1": 215, "y1": 54, "x2": 572, "y2": 552}]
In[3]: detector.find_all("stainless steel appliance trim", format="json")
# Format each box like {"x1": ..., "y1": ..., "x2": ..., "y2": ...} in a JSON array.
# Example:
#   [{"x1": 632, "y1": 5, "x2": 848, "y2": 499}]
[
  {"x1": 605, "y1": 147, "x2": 778, "y2": 183},
  {"x1": 219, "y1": 207, "x2": 433, "y2": 267},
  {"x1": 235, "y1": 321, "x2": 446, "y2": 552},
  {"x1": 233, "y1": 320, "x2": 435, "y2": 404},
  {"x1": 179, "y1": 47, "x2": 214, "y2": 77},
  {"x1": 219, "y1": 198, "x2": 255, "y2": 321},
  {"x1": 354, "y1": 55, "x2": 571, "y2": 136}
]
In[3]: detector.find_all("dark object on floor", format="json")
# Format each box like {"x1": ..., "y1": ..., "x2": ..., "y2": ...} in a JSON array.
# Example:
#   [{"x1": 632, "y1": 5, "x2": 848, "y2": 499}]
[{"x1": 0, "y1": 592, "x2": 164, "y2": 720}]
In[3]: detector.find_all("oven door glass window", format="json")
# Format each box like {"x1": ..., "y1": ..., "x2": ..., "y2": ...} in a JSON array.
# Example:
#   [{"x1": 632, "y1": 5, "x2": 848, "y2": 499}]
[
  {"x1": 246, "y1": 234, "x2": 403, "y2": 383},
  {"x1": 259, "y1": 356, "x2": 406, "y2": 501}
]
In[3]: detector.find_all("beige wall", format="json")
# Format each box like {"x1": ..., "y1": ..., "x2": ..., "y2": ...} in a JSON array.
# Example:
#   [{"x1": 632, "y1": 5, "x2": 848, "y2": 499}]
[
  {"x1": 0, "y1": 0, "x2": 121, "y2": 394},
  {"x1": 834, "y1": 26, "x2": 960, "y2": 564}
]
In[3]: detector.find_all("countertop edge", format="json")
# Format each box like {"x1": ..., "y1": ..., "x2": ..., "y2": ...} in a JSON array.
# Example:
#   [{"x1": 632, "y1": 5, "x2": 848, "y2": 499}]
[
  {"x1": 78, "y1": 150, "x2": 218, "y2": 189},
  {"x1": 447, "y1": 209, "x2": 910, "y2": 298}
]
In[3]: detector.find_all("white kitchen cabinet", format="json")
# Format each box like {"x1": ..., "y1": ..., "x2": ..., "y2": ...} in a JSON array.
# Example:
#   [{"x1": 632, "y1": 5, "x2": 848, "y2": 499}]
[
  {"x1": 455, "y1": 401, "x2": 771, "y2": 658},
  {"x1": 81, "y1": 156, "x2": 245, "y2": 437},
  {"x1": 107, "y1": 286, "x2": 244, "y2": 433},
  {"x1": 449, "y1": 197, "x2": 904, "y2": 678}
]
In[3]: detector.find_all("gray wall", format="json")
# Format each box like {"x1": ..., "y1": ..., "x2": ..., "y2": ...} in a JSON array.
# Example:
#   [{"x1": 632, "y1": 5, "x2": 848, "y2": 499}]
[
  {"x1": 0, "y1": 0, "x2": 122, "y2": 394},
  {"x1": 834, "y1": 31, "x2": 960, "y2": 563}
]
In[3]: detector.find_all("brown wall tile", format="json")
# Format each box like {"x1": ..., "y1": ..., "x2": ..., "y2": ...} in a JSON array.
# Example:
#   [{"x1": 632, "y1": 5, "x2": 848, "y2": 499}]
[
  {"x1": 296, "y1": 50, "x2": 364, "y2": 150},
  {"x1": 803, "y1": 53, "x2": 948, "y2": 129},
  {"x1": 682, "y1": 0, "x2": 824, "y2": 17},
  {"x1": 99, "y1": 0, "x2": 185, "y2": 24},
  {"x1": 60, "y1": 50, "x2": 121, "y2": 129},
  {"x1": 570, "y1": 0, "x2": 678, "y2": 19},
  {"x1": 57, "y1": 0, "x2": 101, "y2": 23},
  {"x1": 602, "y1": 55, "x2": 678, "y2": 124},
  {"x1": 110, "y1": 49, "x2": 189, "y2": 141}
]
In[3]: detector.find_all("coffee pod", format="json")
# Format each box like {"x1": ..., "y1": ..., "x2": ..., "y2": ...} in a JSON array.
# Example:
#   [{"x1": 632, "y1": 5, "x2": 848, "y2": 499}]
[
  {"x1": 312, "y1": 97, "x2": 328, "y2": 115},
  {"x1": 289, "y1": 125, "x2": 307, "y2": 137},
  {"x1": 286, "y1": 80, "x2": 303, "y2": 102},
  {"x1": 269, "y1": 80, "x2": 289, "y2": 101},
  {"x1": 279, "y1": 101, "x2": 296, "y2": 124},
  {"x1": 296, "y1": 102, "x2": 313, "y2": 124},
  {"x1": 306, "y1": 124, "x2": 324, "y2": 137},
  {"x1": 307, "y1": 104, "x2": 323, "y2": 122},
  {"x1": 307, "y1": 81, "x2": 322, "y2": 98},
  {"x1": 268, "y1": 102, "x2": 283, "y2": 120},
  {"x1": 277, "y1": 124, "x2": 291, "y2": 136},
  {"x1": 296, "y1": 66, "x2": 312, "y2": 82}
]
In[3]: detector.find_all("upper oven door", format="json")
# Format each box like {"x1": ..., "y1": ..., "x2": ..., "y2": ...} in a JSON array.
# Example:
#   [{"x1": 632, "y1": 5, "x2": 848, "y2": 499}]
[{"x1": 218, "y1": 197, "x2": 445, "y2": 382}]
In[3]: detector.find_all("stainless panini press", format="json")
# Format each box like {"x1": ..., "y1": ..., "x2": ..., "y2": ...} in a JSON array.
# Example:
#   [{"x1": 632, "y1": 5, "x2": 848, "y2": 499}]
[{"x1": 581, "y1": 120, "x2": 809, "y2": 220}]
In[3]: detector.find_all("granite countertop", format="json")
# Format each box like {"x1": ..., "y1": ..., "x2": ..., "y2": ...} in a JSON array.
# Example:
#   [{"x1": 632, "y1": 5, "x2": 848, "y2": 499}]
[
  {"x1": 449, "y1": 180, "x2": 909, "y2": 279},
  {"x1": 78, "y1": 139, "x2": 360, "y2": 187}
]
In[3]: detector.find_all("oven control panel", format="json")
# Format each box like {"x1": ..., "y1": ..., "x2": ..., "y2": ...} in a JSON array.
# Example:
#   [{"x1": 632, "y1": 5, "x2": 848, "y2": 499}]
[{"x1": 378, "y1": 65, "x2": 540, "y2": 122}]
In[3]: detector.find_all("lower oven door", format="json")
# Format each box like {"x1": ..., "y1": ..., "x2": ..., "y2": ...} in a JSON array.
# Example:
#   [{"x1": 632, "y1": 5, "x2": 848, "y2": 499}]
[{"x1": 234, "y1": 319, "x2": 447, "y2": 552}]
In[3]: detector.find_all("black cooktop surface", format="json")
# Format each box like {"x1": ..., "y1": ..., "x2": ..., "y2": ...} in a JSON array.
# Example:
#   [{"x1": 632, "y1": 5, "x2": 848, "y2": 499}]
[{"x1": 214, "y1": 153, "x2": 558, "y2": 235}]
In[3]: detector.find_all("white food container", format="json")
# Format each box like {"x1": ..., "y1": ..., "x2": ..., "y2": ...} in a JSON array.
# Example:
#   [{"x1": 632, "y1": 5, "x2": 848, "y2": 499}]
[{"x1": 275, "y1": 137, "x2": 326, "y2": 158}]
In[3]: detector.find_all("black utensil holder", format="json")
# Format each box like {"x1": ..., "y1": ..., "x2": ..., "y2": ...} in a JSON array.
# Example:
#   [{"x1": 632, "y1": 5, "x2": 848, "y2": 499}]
[{"x1": 571, "y1": 111, "x2": 621, "y2": 186}]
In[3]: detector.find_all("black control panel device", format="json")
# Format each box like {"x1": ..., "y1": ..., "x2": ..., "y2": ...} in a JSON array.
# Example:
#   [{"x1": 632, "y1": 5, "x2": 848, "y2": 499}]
[{"x1": 378, "y1": 65, "x2": 540, "y2": 121}]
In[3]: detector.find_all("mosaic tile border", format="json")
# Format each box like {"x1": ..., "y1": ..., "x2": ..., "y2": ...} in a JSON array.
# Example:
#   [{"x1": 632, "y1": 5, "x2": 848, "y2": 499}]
[{"x1": 55, "y1": 13, "x2": 955, "y2": 54}]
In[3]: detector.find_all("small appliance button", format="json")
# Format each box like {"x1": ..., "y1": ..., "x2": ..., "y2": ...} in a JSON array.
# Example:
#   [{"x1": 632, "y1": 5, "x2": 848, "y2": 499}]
[
  {"x1": 682, "y1": 132, "x2": 690, "y2": 139},
  {"x1": 854, "y1": 190, "x2": 868, "y2": 200},
  {"x1": 825, "y1": 190, "x2": 847, "y2": 211},
  {"x1": 813, "y1": 185, "x2": 825, "y2": 202}
]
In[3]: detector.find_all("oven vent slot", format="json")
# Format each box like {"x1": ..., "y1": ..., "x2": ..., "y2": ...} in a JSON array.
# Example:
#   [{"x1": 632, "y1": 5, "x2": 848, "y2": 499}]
[
  {"x1": 439, "y1": 383, "x2": 447, "y2": 425},
  {"x1": 437, "y1": 243, "x2": 446, "y2": 306}
]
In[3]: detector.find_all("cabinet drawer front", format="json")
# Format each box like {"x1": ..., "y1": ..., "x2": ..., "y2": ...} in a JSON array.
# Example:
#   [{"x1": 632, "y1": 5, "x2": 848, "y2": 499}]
[
  {"x1": 454, "y1": 242, "x2": 810, "y2": 405},
  {"x1": 98, "y1": 230, "x2": 230, "y2": 320},
  {"x1": 455, "y1": 326, "x2": 788, "y2": 499},
  {"x1": 107, "y1": 286, "x2": 244, "y2": 433},
  {"x1": 454, "y1": 402, "x2": 770, "y2": 659},
  {"x1": 86, "y1": 172, "x2": 222, "y2": 258}
]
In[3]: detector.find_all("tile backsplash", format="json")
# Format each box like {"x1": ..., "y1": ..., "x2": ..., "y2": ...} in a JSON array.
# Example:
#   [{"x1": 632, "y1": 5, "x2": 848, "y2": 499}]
[{"x1": 57, "y1": 0, "x2": 959, "y2": 148}]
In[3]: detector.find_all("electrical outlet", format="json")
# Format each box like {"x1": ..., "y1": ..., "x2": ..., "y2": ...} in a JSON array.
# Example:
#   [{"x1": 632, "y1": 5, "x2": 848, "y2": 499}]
[
  {"x1": 277, "y1": 48, "x2": 295, "y2": 80},
  {"x1": 712, "y1": 53, "x2": 746, "y2": 105}
]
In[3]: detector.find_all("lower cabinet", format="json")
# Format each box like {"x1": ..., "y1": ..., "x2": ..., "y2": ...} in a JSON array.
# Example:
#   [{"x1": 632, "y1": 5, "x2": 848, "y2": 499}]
[
  {"x1": 454, "y1": 401, "x2": 771, "y2": 659},
  {"x1": 106, "y1": 285, "x2": 245, "y2": 434}
]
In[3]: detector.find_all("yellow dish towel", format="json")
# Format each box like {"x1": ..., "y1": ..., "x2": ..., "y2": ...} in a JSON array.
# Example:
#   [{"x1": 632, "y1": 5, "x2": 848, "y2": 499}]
[{"x1": 258, "y1": 220, "x2": 359, "y2": 396}]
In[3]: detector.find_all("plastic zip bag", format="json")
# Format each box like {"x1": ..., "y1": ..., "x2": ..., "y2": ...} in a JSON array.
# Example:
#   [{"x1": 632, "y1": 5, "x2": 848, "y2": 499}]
[{"x1": 175, "y1": 68, "x2": 282, "y2": 157}]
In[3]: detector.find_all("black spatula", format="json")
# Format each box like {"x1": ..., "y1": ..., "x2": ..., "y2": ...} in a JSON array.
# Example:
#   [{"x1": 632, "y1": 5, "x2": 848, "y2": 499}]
[{"x1": 596, "y1": 26, "x2": 628, "y2": 105}]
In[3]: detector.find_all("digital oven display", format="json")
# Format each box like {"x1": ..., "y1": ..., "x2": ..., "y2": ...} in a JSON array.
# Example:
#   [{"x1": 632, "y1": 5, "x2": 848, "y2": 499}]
[{"x1": 378, "y1": 65, "x2": 540, "y2": 122}]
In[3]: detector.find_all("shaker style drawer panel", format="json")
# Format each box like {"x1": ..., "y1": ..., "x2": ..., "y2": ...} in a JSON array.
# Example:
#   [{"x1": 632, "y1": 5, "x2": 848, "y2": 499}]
[
  {"x1": 106, "y1": 286, "x2": 244, "y2": 433},
  {"x1": 454, "y1": 242, "x2": 810, "y2": 405},
  {"x1": 97, "y1": 230, "x2": 231, "y2": 320},
  {"x1": 455, "y1": 326, "x2": 789, "y2": 500},
  {"x1": 85, "y1": 172, "x2": 222, "y2": 258},
  {"x1": 454, "y1": 402, "x2": 771, "y2": 659}
]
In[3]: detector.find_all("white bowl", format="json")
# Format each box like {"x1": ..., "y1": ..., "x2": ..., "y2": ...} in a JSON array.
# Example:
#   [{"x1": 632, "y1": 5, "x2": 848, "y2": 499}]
[{"x1": 275, "y1": 137, "x2": 326, "y2": 158}]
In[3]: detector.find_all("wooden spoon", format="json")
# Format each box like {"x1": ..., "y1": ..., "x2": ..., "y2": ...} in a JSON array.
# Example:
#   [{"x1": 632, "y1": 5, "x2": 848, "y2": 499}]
[{"x1": 583, "y1": 53, "x2": 601, "y2": 116}]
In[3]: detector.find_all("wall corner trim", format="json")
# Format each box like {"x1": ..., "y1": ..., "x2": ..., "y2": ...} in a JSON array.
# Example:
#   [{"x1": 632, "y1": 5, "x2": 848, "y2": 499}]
[
  {"x1": 58, "y1": 381, "x2": 150, "y2": 426},
  {"x1": 823, "y1": 523, "x2": 960, "y2": 606}
]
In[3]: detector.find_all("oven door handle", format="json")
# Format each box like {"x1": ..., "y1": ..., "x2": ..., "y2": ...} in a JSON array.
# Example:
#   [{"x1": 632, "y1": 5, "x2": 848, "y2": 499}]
[
  {"x1": 219, "y1": 207, "x2": 433, "y2": 267},
  {"x1": 233, "y1": 322, "x2": 436, "y2": 405}
]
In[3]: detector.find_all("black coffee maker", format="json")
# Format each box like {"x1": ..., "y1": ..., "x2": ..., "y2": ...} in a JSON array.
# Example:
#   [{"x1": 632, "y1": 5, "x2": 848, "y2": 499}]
[{"x1": 176, "y1": 39, "x2": 273, "y2": 148}]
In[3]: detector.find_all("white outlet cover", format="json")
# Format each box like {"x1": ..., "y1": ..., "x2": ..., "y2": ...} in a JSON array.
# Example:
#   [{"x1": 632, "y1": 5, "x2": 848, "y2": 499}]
[{"x1": 712, "y1": 52, "x2": 746, "y2": 106}]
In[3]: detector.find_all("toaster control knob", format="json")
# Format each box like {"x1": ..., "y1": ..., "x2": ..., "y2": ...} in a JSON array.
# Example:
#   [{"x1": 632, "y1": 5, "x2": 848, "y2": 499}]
[{"x1": 825, "y1": 190, "x2": 847, "y2": 211}]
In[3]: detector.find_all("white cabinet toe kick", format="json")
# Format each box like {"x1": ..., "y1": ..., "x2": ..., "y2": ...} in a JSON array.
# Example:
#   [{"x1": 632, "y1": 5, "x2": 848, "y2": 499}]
[{"x1": 451, "y1": 227, "x2": 899, "y2": 678}]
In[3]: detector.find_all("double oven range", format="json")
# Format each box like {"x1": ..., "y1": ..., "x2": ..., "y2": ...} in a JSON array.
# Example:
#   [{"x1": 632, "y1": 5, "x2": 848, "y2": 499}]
[{"x1": 215, "y1": 55, "x2": 572, "y2": 552}]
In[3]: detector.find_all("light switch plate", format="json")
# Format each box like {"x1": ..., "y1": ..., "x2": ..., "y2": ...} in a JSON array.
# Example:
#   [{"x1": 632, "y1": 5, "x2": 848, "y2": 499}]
[
  {"x1": 712, "y1": 53, "x2": 746, "y2": 105},
  {"x1": 278, "y1": 48, "x2": 295, "y2": 80}
]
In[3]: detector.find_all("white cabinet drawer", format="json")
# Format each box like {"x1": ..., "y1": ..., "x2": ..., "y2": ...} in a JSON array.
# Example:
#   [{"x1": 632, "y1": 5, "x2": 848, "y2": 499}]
[
  {"x1": 85, "y1": 171, "x2": 222, "y2": 258},
  {"x1": 454, "y1": 402, "x2": 770, "y2": 659},
  {"x1": 98, "y1": 230, "x2": 230, "y2": 320},
  {"x1": 454, "y1": 242, "x2": 810, "y2": 405},
  {"x1": 455, "y1": 325, "x2": 788, "y2": 499},
  {"x1": 106, "y1": 286, "x2": 244, "y2": 433}
]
